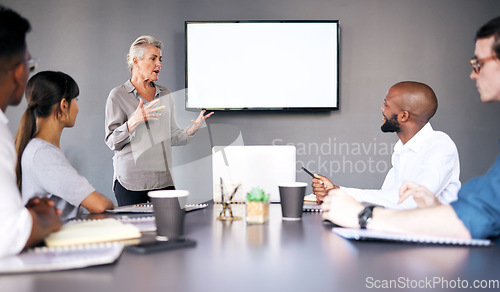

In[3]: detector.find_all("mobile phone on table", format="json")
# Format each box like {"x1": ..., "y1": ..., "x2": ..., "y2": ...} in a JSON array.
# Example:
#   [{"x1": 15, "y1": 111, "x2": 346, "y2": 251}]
[{"x1": 125, "y1": 238, "x2": 196, "y2": 254}]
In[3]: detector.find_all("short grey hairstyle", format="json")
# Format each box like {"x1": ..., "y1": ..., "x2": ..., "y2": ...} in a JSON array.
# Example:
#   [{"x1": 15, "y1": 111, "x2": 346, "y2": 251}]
[{"x1": 126, "y1": 35, "x2": 162, "y2": 71}]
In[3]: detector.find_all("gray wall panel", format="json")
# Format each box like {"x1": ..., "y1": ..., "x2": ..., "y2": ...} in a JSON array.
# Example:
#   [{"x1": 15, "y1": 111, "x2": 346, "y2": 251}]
[{"x1": 4, "y1": 0, "x2": 500, "y2": 204}]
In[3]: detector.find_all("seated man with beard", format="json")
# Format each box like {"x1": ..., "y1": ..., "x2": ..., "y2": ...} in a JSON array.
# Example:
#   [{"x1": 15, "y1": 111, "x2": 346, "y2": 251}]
[{"x1": 312, "y1": 81, "x2": 460, "y2": 209}]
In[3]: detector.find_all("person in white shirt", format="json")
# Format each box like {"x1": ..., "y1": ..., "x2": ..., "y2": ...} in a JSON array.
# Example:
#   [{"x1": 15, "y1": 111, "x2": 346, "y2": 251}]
[
  {"x1": 312, "y1": 81, "x2": 460, "y2": 209},
  {"x1": 0, "y1": 5, "x2": 61, "y2": 258},
  {"x1": 321, "y1": 16, "x2": 500, "y2": 240}
]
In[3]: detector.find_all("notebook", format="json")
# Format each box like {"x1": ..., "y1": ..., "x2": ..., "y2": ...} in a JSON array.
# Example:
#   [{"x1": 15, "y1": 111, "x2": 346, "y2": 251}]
[
  {"x1": 0, "y1": 242, "x2": 124, "y2": 274},
  {"x1": 118, "y1": 216, "x2": 157, "y2": 232},
  {"x1": 333, "y1": 227, "x2": 492, "y2": 246},
  {"x1": 108, "y1": 203, "x2": 208, "y2": 213},
  {"x1": 303, "y1": 204, "x2": 323, "y2": 213},
  {"x1": 69, "y1": 217, "x2": 157, "y2": 233},
  {"x1": 45, "y1": 218, "x2": 141, "y2": 247},
  {"x1": 212, "y1": 145, "x2": 296, "y2": 202},
  {"x1": 304, "y1": 194, "x2": 317, "y2": 203}
]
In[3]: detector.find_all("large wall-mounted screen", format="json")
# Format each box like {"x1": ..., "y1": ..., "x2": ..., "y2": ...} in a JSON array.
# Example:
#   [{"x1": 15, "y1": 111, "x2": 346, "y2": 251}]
[{"x1": 185, "y1": 21, "x2": 339, "y2": 111}]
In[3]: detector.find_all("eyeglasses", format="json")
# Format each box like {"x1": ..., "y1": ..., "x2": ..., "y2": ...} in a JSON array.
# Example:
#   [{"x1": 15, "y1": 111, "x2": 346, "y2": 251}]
[
  {"x1": 470, "y1": 56, "x2": 497, "y2": 74},
  {"x1": 2, "y1": 57, "x2": 38, "y2": 74},
  {"x1": 27, "y1": 58, "x2": 39, "y2": 73}
]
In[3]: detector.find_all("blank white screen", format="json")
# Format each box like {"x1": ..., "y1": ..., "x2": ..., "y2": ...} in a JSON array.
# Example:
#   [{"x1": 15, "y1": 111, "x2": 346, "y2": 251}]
[{"x1": 186, "y1": 22, "x2": 338, "y2": 110}]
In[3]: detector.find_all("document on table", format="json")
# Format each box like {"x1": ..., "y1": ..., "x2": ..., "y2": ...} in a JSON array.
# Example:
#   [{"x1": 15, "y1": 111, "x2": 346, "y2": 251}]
[
  {"x1": 333, "y1": 227, "x2": 492, "y2": 246},
  {"x1": 0, "y1": 242, "x2": 124, "y2": 274}
]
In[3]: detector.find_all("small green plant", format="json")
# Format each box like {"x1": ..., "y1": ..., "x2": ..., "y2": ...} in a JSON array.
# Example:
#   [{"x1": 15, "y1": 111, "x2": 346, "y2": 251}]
[{"x1": 246, "y1": 187, "x2": 270, "y2": 202}]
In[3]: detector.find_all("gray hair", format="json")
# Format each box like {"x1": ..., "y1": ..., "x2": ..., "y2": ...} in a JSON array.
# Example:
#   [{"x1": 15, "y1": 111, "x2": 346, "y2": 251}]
[{"x1": 126, "y1": 35, "x2": 162, "y2": 71}]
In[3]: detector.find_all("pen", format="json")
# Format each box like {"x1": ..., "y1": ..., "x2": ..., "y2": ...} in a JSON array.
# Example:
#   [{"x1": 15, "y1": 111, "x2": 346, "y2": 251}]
[
  {"x1": 301, "y1": 166, "x2": 326, "y2": 186},
  {"x1": 301, "y1": 166, "x2": 318, "y2": 179},
  {"x1": 219, "y1": 177, "x2": 226, "y2": 217},
  {"x1": 220, "y1": 177, "x2": 226, "y2": 202},
  {"x1": 229, "y1": 184, "x2": 240, "y2": 201}
]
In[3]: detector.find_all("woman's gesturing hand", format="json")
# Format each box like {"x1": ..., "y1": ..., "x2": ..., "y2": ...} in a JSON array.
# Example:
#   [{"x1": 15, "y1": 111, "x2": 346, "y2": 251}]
[
  {"x1": 126, "y1": 99, "x2": 165, "y2": 132},
  {"x1": 186, "y1": 110, "x2": 214, "y2": 136}
]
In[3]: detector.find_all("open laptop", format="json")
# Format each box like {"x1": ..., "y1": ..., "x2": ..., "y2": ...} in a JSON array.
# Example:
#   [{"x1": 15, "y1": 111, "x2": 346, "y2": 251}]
[{"x1": 212, "y1": 145, "x2": 296, "y2": 202}]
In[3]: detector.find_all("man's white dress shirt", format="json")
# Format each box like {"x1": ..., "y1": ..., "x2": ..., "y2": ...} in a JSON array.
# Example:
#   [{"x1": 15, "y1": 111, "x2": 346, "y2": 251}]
[
  {"x1": 342, "y1": 123, "x2": 461, "y2": 209},
  {"x1": 0, "y1": 110, "x2": 32, "y2": 257}
]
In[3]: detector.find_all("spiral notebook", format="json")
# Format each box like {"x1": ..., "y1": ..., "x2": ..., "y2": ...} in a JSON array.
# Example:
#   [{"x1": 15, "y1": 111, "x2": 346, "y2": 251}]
[
  {"x1": 333, "y1": 227, "x2": 492, "y2": 246},
  {"x1": 302, "y1": 204, "x2": 323, "y2": 213},
  {"x1": 302, "y1": 194, "x2": 323, "y2": 213},
  {"x1": 69, "y1": 216, "x2": 157, "y2": 233},
  {"x1": 45, "y1": 218, "x2": 141, "y2": 247},
  {"x1": 108, "y1": 203, "x2": 208, "y2": 213},
  {"x1": 0, "y1": 242, "x2": 124, "y2": 274}
]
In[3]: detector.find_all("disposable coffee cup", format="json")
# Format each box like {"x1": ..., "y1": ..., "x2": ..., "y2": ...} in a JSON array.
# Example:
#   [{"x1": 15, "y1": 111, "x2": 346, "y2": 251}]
[
  {"x1": 148, "y1": 190, "x2": 189, "y2": 241},
  {"x1": 278, "y1": 182, "x2": 307, "y2": 221}
]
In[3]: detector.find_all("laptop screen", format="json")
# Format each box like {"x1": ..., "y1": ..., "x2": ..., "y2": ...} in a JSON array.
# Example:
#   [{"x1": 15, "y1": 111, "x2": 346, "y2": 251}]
[{"x1": 212, "y1": 145, "x2": 296, "y2": 202}]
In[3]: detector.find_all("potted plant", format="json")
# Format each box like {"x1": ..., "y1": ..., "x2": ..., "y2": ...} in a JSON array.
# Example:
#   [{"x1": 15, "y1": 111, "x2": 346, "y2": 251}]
[{"x1": 246, "y1": 187, "x2": 270, "y2": 224}]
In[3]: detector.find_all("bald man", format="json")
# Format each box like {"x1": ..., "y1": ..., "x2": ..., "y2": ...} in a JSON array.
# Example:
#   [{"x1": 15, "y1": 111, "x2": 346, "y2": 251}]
[
  {"x1": 312, "y1": 81, "x2": 460, "y2": 209},
  {"x1": 321, "y1": 16, "x2": 500, "y2": 239}
]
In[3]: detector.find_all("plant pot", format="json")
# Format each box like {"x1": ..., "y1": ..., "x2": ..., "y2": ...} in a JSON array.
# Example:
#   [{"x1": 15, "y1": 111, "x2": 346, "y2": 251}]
[{"x1": 246, "y1": 201, "x2": 269, "y2": 224}]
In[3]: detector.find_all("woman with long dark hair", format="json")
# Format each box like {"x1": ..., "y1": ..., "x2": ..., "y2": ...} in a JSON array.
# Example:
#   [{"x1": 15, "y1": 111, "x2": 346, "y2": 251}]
[{"x1": 15, "y1": 71, "x2": 114, "y2": 219}]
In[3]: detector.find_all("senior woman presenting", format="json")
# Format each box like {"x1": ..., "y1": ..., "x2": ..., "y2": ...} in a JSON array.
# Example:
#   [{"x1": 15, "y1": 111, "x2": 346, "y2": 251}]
[{"x1": 105, "y1": 35, "x2": 213, "y2": 206}]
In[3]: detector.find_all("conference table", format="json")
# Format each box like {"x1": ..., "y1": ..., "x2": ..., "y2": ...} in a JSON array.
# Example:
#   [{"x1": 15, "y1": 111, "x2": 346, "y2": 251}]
[{"x1": 1, "y1": 203, "x2": 499, "y2": 292}]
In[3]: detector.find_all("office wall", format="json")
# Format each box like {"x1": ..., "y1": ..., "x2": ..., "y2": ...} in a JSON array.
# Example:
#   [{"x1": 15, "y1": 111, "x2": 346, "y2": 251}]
[{"x1": 5, "y1": 0, "x2": 500, "y2": 204}]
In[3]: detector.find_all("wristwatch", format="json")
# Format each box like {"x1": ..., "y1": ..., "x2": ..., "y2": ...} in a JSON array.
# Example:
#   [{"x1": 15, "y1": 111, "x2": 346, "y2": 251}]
[{"x1": 358, "y1": 205, "x2": 376, "y2": 229}]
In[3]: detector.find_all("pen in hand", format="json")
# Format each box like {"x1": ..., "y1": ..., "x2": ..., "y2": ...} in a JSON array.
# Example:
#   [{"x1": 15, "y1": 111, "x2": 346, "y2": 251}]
[
  {"x1": 302, "y1": 166, "x2": 317, "y2": 179},
  {"x1": 301, "y1": 167, "x2": 325, "y2": 186},
  {"x1": 302, "y1": 166, "x2": 328, "y2": 204}
]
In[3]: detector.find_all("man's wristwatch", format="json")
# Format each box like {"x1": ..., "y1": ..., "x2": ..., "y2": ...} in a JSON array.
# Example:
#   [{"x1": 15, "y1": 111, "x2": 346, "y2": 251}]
[{"x1": 358, "y1": 205, "x2": 376, "y2": 229}]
